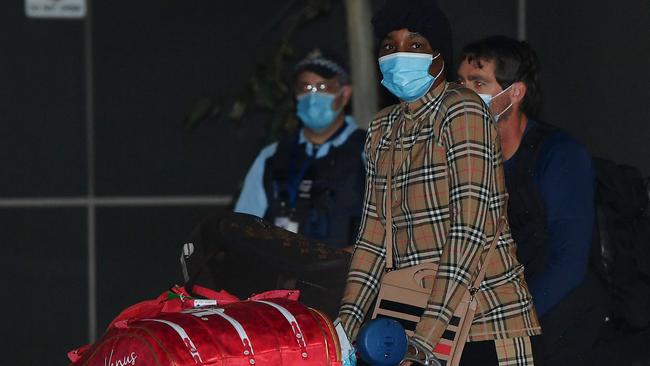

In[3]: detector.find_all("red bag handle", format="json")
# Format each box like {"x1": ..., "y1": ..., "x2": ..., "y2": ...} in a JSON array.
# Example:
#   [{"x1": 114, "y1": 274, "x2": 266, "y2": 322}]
[
  {"x1": 107, "y1": 285, "x2": 238, "y2": 328},
  {"x1": 68, "y1": 285, "x2": 300, "y2": 363}
]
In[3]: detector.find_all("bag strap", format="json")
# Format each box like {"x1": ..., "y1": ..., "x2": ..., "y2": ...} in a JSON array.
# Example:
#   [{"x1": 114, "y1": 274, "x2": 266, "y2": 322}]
[
  {"x1": 384, "y1": 121, "x2": 401, "y2": 270},
  {"x1": 470, "y1": 199, "x2": 508, "y2": 292},
  {"x1": 382, "y1": 116, "x2": 509, "y2": 285},
  {"x1": 184, "y1": 244, "x2": 224, "y2": 297}
]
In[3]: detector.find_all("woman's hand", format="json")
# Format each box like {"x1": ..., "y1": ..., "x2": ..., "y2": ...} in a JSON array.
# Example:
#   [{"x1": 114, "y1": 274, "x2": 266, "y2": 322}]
[{"x1": 333, "y1": 319, "x2": 356, "y2": 366}]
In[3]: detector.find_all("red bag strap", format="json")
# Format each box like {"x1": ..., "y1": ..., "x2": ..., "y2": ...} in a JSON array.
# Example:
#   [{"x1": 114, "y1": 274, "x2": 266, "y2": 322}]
[
  {"x1": 68, "y1": 286, "x2": 302, "y2": 363},
  {"x1": 107, "y1": 285, "x2": 239, "y2": 329},
  {"x1": 187, "y1": 284, "x2": 239, "y2": 303},
  {"x1": 67, "y1": 344, "x2": 90, "y2": 363},
  {"x1": 249, "y1": 289, "x2": 300, "y2": 301}
]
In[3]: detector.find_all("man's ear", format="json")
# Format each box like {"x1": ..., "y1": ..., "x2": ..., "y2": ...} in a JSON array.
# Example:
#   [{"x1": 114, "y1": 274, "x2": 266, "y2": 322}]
[
  {"x1": 510, "y1": 81, "x2": 527, "y2": 104},
  {"x1": 340, "y1": 85, "x2": 353, "y2": 106}
]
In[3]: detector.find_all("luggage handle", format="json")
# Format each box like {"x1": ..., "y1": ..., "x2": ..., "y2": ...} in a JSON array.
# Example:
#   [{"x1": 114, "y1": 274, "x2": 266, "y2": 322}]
[
  {"x1": 182, "y1": 240, "x2": 226, "y2": 298},
  {"x1": 181, "y1": 215, "x2": 274, "y2": 298}
]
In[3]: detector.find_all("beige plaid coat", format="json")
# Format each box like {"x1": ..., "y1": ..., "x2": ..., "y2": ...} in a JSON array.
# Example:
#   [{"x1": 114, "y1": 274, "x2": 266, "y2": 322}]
[{"x1": 339, "y1": 81, "x2": 541, "y2": 352}]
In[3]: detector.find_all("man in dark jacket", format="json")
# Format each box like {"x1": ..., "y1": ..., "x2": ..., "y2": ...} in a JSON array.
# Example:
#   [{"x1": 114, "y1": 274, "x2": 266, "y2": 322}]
[{"x1": 457, "y1": 35, "x2": 606, "y2": 366}]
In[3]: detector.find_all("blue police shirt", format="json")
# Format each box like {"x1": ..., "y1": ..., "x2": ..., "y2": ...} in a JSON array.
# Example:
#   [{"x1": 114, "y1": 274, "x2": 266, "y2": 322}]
[
  {"x1": 505, "y1": 119, "x2": 595, "y2": 316},
  {"x1": 234, "y1": 116, "x2": 360, "y2": 218}
]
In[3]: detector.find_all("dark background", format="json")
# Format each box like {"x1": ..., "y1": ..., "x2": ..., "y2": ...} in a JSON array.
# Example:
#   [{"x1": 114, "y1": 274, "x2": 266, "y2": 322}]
[{"x1": 1, "y1": 0, "x2": 648, "y2": 364}]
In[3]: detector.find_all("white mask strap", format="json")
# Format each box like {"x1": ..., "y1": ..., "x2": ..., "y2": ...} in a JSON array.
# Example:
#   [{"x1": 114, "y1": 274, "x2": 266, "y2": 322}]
[
  {"x1": 493, "y1": 83, "x2": 513, "y2": 99},
  {"x1": 494, "y1": 102, "x2": 513, "y2": 123}
]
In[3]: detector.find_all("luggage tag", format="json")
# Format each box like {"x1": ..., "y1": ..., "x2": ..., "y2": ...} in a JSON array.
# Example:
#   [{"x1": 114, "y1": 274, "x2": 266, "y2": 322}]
[
  {"x1": 275, "y1": 178, "x2": 317, "y2": 233},
  {"x1": 298, "y1": 179, "x2": 313, "y2": 199},
  {"x1": 276, "y1": 146, "x2": 314, "y2": 235},
  {"x1": 274, "y1": 216, "x2": 299, "y2": 233},
  {"x1": 192, "y1": 299, "x2": 218, "y2": 308}
]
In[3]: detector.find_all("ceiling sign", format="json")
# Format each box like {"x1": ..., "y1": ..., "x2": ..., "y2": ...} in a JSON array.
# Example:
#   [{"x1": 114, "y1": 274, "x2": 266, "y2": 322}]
[{"x1": 26, "y1": 0, "x2": 86, "y2": 19}]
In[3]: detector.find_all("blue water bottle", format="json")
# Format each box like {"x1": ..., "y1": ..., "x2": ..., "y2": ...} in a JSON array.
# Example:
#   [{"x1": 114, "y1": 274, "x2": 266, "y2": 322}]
[{"x1": 356, "y1": 318, "x2": 408, "y2": 366}]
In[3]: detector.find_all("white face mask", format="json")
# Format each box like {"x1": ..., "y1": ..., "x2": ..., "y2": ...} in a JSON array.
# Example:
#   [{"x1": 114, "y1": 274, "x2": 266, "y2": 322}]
[{"x1": 478, "y1": 84, "x2": 513, "y2": 123}]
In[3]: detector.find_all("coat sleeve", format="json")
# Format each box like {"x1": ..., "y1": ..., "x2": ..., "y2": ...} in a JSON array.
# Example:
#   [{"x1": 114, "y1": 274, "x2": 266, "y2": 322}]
[
  {"x1": 338, "y1": 116, "x2": 388, "y2": 341},
  {"x1": 412, "y1": 93, "x2": 497, "y2": 351}
]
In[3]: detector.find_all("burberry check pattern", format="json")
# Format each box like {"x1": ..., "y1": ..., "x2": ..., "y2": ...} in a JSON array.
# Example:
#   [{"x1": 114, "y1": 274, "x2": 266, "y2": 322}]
[
  {"x1": 494, "y1": 337, "x2": 535, "y2": 366},
  {"x1": 339, "y1": 81, "x2": 541, "y2": 352}
]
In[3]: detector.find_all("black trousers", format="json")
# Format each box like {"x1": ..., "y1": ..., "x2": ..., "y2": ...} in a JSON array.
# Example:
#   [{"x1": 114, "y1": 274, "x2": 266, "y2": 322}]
[
  {"x1": 539, "y1": 274, "x2": 607, "y2": 366},
  {"x1": 459, "y1": 336, "x2": 545, "y2": 366}
]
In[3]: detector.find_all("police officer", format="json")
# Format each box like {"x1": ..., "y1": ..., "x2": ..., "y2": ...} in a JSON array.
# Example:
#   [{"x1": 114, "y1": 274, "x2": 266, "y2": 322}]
[{"x1": 235, "y1": 50, "x2": 365, "y2": 249}]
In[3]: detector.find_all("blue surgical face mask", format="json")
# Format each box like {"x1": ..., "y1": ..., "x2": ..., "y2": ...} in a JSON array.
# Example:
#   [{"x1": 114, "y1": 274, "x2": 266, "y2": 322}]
[
  {"x1": 296, "y1": 91, "x2": 342, "y2": 132},
  {"x1": 478, "y1": 84, "x2": 513, "y2": 123},
  {"x1": 477, "y1": 93, "x2": 494, "y2": 107},
  {"x1": 378, "y1": 52, "x2": 443, "y2": 102}
]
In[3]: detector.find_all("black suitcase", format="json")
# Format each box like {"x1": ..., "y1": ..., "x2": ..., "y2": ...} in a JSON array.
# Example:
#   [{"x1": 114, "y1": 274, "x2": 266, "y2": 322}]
[{"x1": 180, "y1": 212, "x2": 350, "y2": 318}]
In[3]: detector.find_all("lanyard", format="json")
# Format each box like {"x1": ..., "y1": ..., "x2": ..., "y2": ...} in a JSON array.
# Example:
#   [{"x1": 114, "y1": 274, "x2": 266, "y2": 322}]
[
  {"x1": 287, "y1": 140, "x2": 316, "y2": 209},
  {"x1": 286, "y1": 123, "x2": 348, "y2": 208}
]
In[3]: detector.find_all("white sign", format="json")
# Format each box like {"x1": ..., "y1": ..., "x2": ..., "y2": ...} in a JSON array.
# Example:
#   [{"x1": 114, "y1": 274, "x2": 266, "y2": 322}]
[{"x1": 26, "y1": 0, "x2": 86, "y2": 19}]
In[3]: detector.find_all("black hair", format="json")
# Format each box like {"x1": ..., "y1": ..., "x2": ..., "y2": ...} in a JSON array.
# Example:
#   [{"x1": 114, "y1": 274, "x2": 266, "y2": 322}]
[
  {"x1": 371, "y1": 0, "x2": 453, "y2": 65},
  {"x1": 459, "y1": 35, "x2": 541, "y2": 118}
]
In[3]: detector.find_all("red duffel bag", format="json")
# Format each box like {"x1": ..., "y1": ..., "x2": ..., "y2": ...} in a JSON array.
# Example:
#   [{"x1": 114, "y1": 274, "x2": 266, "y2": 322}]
[{"x1": 68, "y1": 285, "x2": 343, "y2": 366}]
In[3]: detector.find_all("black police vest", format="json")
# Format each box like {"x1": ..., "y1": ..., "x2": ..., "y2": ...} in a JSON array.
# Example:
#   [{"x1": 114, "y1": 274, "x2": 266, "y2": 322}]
[
  {"x1": 263, "y1": 129, "x2": 366, "y2": 248},
  {"x1": 505, "y1": 122, "x2": 557, "y2": 282}
]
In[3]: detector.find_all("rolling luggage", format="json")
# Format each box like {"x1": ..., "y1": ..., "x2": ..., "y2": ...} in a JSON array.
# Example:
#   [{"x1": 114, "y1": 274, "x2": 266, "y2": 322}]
[
  {"x1": 68, "y1": 286, "x2": 343, "y2": 366},
  {"x1": 181, "y1": 212, "x2": 351, "y2": 319}
]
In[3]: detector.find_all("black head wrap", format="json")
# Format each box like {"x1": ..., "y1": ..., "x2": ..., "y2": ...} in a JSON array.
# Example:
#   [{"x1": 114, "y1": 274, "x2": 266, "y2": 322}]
[
  {"x1": 372, "y1": 0, "x2": 453, "y2": 63},
  {"x1": 293, "y1": 49, "x2": 350, "y2": 85}
]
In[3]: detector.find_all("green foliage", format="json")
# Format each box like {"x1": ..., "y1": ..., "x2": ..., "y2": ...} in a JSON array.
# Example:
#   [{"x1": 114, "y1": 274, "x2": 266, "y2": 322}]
[
  {"x1": 184, "y1": 96, "x2": 221, "y2": 130},
  {"x1": 184, "y1": 0, "x2": 331, "y2": 143}
]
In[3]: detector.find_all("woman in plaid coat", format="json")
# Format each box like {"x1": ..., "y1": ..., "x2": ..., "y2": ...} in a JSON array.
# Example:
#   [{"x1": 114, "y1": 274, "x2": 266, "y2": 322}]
[{"x1": 337, "y1": 1, "x2": 542, "y2": 365}]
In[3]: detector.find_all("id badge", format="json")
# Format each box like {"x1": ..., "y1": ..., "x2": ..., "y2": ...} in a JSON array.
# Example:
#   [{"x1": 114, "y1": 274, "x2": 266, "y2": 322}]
[{"x1": 274, "y1": 216, "x2": 299, "y2": 234}]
